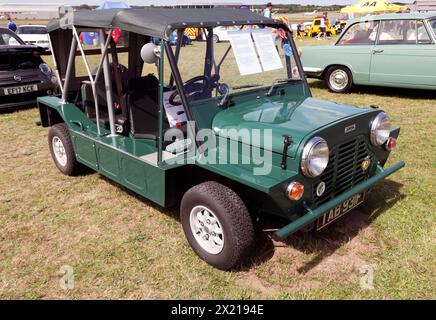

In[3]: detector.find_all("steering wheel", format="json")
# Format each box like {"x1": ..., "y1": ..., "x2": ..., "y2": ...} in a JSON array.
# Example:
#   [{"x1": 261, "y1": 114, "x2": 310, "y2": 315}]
[{"x1": 169, "y1": 76, "x2": 211, "y2": 106}]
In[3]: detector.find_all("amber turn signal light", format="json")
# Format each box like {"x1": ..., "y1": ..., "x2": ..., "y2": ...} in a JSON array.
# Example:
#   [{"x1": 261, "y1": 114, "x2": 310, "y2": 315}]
[{"x1": 286, "y1": 182, "x2": 304, "y2": 201}]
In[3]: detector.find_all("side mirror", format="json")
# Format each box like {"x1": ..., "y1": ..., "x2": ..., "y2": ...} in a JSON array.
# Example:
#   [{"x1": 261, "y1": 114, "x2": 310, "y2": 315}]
[
  {"x1": 217, "y1": 83, "x2": 229, "y2": 95},
  {"x1": 140, "y1": 43, "x2": 160, "y2": 64}
]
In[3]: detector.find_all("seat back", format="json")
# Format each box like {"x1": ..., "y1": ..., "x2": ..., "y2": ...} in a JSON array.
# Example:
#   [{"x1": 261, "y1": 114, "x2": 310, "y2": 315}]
[
  {"x1": 127, "y1": 74, "x2": 161, "y2": 139},
  {"x1": 81, "y1": 80, "x2": 109, "y2": 120},
  {"x1": 81, "y1": 63, "x2": 129, "y2": 126}
]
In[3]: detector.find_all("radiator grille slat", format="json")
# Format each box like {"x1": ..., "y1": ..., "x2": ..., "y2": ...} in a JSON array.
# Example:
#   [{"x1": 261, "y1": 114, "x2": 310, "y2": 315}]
[{"x1": 312, "y1": 136, "x2": 372, "y2": 206}]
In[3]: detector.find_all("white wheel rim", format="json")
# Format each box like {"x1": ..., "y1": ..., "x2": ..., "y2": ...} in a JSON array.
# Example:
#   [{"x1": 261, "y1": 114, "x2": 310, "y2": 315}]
[
  {"x1": 52, "y1": 136, "x2": 67, "y2": 167},
  {"x1": 329, "y1": 69, "x2": 349, "y2": 91},
  {"x1": 189, "y1": 205, "x2": 224, "y2": 255}
]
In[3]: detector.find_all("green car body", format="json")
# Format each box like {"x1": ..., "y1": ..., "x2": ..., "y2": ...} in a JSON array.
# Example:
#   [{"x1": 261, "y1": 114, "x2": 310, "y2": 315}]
[
  {"x1": 302, "y1": 13, "x2": 436, "y2": 92},
  {"x1": 36, "y1": 8, "x2": 404, "y2": 270}
]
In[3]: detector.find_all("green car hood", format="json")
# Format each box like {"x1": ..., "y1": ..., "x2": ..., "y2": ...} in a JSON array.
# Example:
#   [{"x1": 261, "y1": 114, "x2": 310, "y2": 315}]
[{"x1": 211, "y1": 96, "x2": 368, "y2": 158}]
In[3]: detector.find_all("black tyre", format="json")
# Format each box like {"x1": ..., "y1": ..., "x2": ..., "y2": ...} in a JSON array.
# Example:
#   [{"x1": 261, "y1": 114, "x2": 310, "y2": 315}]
[
  {"x1": 325, "y1": 66, "x2": 353, "y2": 93},
  {"x1": 48, "y1": 123, "x2": 81, "y2": 176},
  {"x1": 213, "y1": 34, "x2": 220, "y2": 43},
  {"x1": 180, "y1": 181, "x2": 255, "y2": 270}
]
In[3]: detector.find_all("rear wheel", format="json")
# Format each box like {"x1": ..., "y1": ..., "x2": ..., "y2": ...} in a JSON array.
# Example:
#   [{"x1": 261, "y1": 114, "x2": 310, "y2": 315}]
[
  {"x1": 180, "y1": 181, "x2": 255, "y2": 270},
  {"x1": 48, "y1": 123, "x2": 81, "y2": 176},
  {"x1": 325, "y1": 66, "x2": 353, "y2": 93},
  {"x1": 213, "y1": 34, "x2": 220, "y2": 43}
]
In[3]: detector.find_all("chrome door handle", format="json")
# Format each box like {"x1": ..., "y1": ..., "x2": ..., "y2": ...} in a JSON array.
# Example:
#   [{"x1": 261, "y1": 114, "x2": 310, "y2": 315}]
[{"x1": 372, "y1": 49, "x2": 384, "y2": 54}]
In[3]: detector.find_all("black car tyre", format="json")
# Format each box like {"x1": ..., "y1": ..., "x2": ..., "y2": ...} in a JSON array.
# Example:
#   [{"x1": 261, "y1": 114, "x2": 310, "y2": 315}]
[
  {"x1": 325, "y1": 66, "x2": 353, "y2": 93},
  {"x1": 48, "y1": 123, "x2": 81, "y2": 176},
  {"x1": 180, "y1": 181, "x2": 255, "y2": 270}
]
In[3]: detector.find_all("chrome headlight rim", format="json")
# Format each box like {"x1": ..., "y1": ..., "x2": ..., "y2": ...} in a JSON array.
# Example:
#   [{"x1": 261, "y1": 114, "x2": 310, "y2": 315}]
[
  {"x1": 301, "y1": 136, "x2": 330, "y2": 178},
  {"x1": 370, "y1": 112, "x2": 391, "y2": 146},
  {"x1": 39, "y1": 63, "x2": 52, "y2": 76}
]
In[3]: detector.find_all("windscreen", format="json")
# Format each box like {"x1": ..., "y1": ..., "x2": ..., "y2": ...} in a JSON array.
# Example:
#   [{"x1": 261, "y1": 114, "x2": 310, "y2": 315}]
[
  {"x1": 17, "y1": 26, "x2": 48, "y2": 35},
  {"x1": 0, "y1": 52, "x2": 43, "y2": 70},
  {"x1": 171, "y1": 26, "x2": 301, "y2": 100},
  {"x1": 0, "y1": 30, "x2": 25, "y2": 46}
]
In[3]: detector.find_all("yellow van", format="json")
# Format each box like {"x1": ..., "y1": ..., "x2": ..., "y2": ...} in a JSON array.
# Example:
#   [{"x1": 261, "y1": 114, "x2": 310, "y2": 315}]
[{"x1": 308, "y1": 17, "x2": 336, "y2": 37}]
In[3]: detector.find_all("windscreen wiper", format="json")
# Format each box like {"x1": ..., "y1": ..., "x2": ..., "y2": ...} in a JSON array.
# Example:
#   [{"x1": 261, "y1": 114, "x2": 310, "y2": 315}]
[
  {"x1": 232, "y1": 84, "x2": 261, "y2": 90},
  {"x1": 218, "y1": 84, "x2": 261, "y2": 108},
  {"x1": 266, "y1": 78, "x2": 294, "y2": 97}
]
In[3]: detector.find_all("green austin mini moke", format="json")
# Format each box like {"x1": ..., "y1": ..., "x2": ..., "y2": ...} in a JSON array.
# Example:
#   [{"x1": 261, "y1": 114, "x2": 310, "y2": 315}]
[{"x1": 37, "y1": 8, "x2": 405, "y2": 270}]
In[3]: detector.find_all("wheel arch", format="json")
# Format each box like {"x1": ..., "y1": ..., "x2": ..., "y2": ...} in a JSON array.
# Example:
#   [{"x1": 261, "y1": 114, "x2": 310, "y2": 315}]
[
  {"x1": 322, "y1": 64, "x2": 354, "y2": 80},
  {"x1": 38, "y1": 101, "x2": 64, "y2": 127},
  {"x1": 165, "y1": 164, "x2": 270, "y2": 216}
]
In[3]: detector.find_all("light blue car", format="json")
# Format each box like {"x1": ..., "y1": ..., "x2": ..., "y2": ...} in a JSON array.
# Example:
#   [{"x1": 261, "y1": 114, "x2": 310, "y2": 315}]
[{"x1": 301, "y1": 13, "x2": 436, "y2": 93}]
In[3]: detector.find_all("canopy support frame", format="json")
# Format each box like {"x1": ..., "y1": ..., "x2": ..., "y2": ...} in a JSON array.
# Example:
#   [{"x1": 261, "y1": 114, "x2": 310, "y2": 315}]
[
  {"x1": 164, "y1": 42, "x2": 200, "y2": 150},
  {"x1": 99, "y1": 29, "x2": 117, "y2": 137},
  {"x1": 61, "y1": 35, "x2": 77, "y2": 104},
  {"x1": 47, "y1": 34, "x2": 63, "y2": 96},
  {"x1": 66, "y1": 26, "x2": 114, "y2": 136}
]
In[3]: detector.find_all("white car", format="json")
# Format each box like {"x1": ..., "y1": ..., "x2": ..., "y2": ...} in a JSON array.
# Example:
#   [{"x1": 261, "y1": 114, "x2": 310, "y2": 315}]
[
  {"x1": 203, "y1": 26, "x2": 240, "y2": 43},
  {"x1": 15, "y1": 25, "x2": 50, "y2": 50}
]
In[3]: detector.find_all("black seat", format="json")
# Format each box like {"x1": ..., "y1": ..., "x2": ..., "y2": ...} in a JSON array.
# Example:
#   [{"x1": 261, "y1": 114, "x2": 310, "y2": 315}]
[
  {"x1": 126, "y1": 74, "x2": 164, "y2": 140},
  {"x1": 81, "y1": 80, "x2": 110, "y2": 121},
  {"x1": 81, "y1": 63, "x2": 129, "y2": 133}
]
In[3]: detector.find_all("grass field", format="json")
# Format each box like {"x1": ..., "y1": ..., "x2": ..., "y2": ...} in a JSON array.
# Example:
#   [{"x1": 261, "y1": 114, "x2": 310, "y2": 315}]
[{"x1": 0, "y1": 32, "x2": 435, "y2": 299}]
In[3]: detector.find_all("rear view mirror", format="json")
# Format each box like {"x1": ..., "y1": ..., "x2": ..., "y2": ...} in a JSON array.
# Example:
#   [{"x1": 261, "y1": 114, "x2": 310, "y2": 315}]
[
  {"x1": 140, "y1": 43, "x2": 160, "y2": 64},
  {"x1": 217, "y1": 83, "x2": 229, "y2": 95}
]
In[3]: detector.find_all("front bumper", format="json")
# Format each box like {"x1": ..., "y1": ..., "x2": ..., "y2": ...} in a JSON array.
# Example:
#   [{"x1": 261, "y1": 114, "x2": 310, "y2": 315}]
[{"x1": 273, "y1": 160, "x2": 405, "y2": 240}]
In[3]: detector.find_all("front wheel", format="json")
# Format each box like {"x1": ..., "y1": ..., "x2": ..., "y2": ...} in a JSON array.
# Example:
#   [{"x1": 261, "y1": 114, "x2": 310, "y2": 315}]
[
  {"x1": 325, "y1": 66, "x2": 353, "y2": 93},
  {"x1": 48, "y1": 123, "x2": 82, "y2": 176},
  {"x1": 180, "y1": 181, "x2": 255, "y2": 270},
  {"x1": 213, "y1": 35, "x2": 220, "y2": 43}
]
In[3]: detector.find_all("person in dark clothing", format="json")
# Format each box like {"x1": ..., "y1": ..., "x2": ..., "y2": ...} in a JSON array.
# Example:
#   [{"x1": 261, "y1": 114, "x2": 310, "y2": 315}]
[{"x1": 296, "y1": 22, "x2": 303, "y2": 39}]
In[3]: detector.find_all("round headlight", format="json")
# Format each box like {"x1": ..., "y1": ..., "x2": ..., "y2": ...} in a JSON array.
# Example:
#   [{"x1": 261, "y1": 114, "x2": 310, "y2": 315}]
[
  {"x1": 370, "y1": 112, "x2": 391, "y2": 146},
  {"x1": 301, "y1": 137, "x2": 329, "y2": 178},
  {"x1": 39, "y1": 63, "x2": 52, "y2": 76}
]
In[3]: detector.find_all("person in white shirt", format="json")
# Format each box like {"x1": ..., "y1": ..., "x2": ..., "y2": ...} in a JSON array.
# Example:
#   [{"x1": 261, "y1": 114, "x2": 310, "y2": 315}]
[
  {"x1": 263, "y1": 2, "x2": 273, "y2": 19},
  {"x1": 317, "y1": 14, "x2": 327, "y2": 39}
]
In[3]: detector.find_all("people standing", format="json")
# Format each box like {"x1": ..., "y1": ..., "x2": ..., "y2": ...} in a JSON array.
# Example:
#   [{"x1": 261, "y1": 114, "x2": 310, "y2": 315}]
[
  {"x1": 317, "y1": 14, "x2": 327, "y2": 40},
  {"x1": 263, "y1": 2, "x2": 273, "y2": 19},
  {"x1": 6, "y1": 15, "x2": 17, "y2": 33},
  {"x1": 296, "y1": 22, "x2": 303, "y2": 40}
]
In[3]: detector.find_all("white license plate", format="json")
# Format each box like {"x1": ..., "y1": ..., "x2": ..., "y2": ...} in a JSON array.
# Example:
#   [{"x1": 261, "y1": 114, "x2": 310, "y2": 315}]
[
  {"x1": 3, "y1": 84, "x2": 38, "y2": 95},
  {"x1": 316, "y1": 192, "x2": 365, "y2": 231}
]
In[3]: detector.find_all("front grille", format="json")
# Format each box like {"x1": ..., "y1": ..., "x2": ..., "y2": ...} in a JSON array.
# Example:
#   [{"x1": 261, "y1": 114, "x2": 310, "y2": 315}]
[
  {"x1": 0, "y1": 73, "x2": 42, "y2": 87},
  {"x1": 312, "y1": 136, "x2": 373, "y2": 206}
]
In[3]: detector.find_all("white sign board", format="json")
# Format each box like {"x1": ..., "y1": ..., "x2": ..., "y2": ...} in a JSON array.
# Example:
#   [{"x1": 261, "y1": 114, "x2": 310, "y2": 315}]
[
  {"x1": 251, "y1": 29, "x2": 283, "y2": 72},
  {"x1": 227, "y1": 30, "x2": 262, "y2": 76}
]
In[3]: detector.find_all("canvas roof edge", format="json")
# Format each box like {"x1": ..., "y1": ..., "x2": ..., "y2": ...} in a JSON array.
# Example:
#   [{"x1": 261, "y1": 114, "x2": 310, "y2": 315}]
[{"x1": 46, "y1": 7, "x2": 287, "y2": 40}]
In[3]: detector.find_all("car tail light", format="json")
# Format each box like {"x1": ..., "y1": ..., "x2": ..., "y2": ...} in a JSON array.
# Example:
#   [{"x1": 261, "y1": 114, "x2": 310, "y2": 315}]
[
  {"x1": 176, "y1": 121, "x2": 186, "y2": 127},
  {"x1": 385, "y1": 137, "x2": 397, "y2": 151},
  {"x1": 286, "y1": 182, "x2": 304, "y2": 201}
]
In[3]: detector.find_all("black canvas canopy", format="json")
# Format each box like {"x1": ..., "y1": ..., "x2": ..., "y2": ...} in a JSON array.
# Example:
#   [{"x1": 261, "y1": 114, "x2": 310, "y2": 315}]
[{"x1": 47, "y1": 8, "x2": 287, "y2": 39}]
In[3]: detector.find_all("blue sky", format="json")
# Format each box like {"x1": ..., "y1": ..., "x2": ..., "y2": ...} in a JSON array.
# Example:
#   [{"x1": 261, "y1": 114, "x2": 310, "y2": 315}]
[{"x1": 0, "y1": 1, "x2": 417, "y2": 6}]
